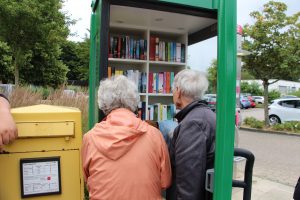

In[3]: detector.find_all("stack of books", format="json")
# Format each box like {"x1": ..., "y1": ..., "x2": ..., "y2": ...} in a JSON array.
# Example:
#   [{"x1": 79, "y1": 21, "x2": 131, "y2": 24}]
[
  {"x1": 148, "y1": 103, "x2": 176, "y2": 121},
  {"x1": 149, "y1": 36, "x2": 185, "y2": 63},
  {"x1": 148, "y1": 72, "x2": 175, "y2": 94},
  {"x1": 109, "y1": 36, "x2": 147, "y2": 60},
  {"x1": 108, "y1": 67, "x2": 147, "y2": 93}
]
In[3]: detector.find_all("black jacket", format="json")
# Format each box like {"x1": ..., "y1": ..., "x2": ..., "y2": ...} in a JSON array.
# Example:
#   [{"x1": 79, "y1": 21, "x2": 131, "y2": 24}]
[{"x1": 166, "y1": 100, "x2": 216, "y2": 200}]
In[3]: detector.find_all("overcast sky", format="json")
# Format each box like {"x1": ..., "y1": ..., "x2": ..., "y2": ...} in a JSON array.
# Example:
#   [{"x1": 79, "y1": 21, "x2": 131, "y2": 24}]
[{"x1": 63, "y1": 0, "x2": 300, "y2": 72}]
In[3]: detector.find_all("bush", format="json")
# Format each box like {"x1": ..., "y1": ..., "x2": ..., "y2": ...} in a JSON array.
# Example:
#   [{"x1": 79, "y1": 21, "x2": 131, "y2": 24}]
[
  {"x1": 244, "y1": 117, "x2": 264, "y2": 129},
  {"x1": 268, "y1": 90, "x2": 281, "y2": 103},
  {"x1": 241, "y1": 82, "x2": 263, "y2": 96},
  {"x1": 288, "y1": 89, "x2": 300, "y2": 98},
  {"x1": 273, "y1": 121, "x2": 300, "y2": 133}
]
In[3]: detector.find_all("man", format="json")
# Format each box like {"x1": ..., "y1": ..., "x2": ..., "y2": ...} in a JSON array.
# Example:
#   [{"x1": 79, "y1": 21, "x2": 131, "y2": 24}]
[
  {"x1": 0, "y1": 94, "x2": 18, "y2": 151},
  {"x1": 166, "y1": 69, "x2": 216, "y2": 200}
]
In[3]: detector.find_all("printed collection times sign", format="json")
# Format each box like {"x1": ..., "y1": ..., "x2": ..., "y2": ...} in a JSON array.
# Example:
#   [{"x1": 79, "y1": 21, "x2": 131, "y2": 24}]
[{"x1": 20, "y1": 157, "x2": 61, "y2": 198}]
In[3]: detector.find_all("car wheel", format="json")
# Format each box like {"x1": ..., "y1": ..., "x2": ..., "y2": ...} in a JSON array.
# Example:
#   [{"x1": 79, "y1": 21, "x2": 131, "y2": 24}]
[{"x1": 269, "y1": 115, "x2": 281, "y2": 125}]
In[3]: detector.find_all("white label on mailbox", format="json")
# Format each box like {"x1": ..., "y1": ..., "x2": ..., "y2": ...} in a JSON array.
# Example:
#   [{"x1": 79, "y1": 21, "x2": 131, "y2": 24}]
[{"x1": 22, "y1": 160, "x2": 60, "y2": 195}]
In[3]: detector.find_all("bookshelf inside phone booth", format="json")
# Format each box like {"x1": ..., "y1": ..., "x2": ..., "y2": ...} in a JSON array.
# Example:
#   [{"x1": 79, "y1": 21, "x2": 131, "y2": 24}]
[{"x1": 108, "y1": 5, "x2": 217, "y2": 121}]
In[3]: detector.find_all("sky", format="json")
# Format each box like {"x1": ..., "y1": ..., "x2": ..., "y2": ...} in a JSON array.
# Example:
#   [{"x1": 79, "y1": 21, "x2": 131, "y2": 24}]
[{"x1": 63, "y1": 0, "x2": 300, "y2": 72}]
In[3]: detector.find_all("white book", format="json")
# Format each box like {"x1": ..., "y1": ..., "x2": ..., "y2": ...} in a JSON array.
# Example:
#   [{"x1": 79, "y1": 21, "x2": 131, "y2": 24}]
[{"x1": 176, "y1": 43, "x2": 181, "y2": 62}]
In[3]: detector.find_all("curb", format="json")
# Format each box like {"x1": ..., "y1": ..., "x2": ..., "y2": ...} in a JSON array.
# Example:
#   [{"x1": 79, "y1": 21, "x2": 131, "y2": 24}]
[{"x1": 240, "y1": 126, "x2": 300, "y2": 137}]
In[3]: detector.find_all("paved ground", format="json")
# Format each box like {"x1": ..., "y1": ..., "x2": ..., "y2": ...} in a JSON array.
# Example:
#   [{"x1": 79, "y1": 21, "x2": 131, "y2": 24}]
[
  {"x1": 232, "y1": 176, "x2": 295, "y2": 200},
  {"x1": 238, "y1": 129, "x2": 300, "y2": 186},
  {"x1": 231, "y1": 129, "x2": 299, "y2": 199},
  {"x1": 240, "y1": 108, "x2": 264, "y2": 121}
]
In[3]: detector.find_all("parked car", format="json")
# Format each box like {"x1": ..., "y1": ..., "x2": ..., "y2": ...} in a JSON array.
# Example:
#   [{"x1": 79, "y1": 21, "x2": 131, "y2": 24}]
[
  {"x1": 268, "y1": 98, "x2": 300, "y2": 125},
  {"x1": 240, "y1": 96, "x2": 251, "y2": 109},
  {"x1": 203, "y1": 94, "x2": 217, "y2": 112},
  {"x1": 252, "y1": 96, "x2": 264, "y2": 104},
  {"x1": 247, "y1": 96, "x2": 256, "y2": 108},
  {"x1": 280, "y1": 95, "x2": 298, "y2": 99}
]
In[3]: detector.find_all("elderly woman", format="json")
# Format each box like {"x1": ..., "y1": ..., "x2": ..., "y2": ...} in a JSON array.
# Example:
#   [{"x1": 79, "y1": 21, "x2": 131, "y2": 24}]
[{"x1": 81, "y1": 75, "x2": 171, "y2": 200}]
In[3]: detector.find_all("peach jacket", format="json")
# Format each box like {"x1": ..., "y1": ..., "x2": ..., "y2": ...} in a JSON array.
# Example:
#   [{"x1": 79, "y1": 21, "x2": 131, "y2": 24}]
[{"x1": 81, "y1": 108, "x2": 171, "y2": 200}]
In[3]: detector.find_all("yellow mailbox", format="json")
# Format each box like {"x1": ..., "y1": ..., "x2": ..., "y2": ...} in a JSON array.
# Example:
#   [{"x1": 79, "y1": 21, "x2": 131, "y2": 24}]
[{"x1": 0, "y1": 104, "x2": 84, "y2": 200}]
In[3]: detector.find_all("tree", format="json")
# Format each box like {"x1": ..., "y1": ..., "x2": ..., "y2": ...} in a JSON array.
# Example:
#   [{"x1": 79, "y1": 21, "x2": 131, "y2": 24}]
[
  {"x1": 0, "y1": 0, "x2": 70, "y2": 86},
  {"x1": 60, "y1": 38, "x2": 90, "y2": 82},
  {"x1": 241, "y1": 68, "x2": 255, "y2": 80},
  {"x1": 207, "y1": 59, "x2": 217, "y2": 93},
  {"x1": 242, "y1": 1, "x2": 300, "y2": 125},
  {"x1": 0, "y1": 41, "x2": 13, "y2": 83},
  {"x1": 240, "y1": 82, "x2": 263, "y2": 96}
]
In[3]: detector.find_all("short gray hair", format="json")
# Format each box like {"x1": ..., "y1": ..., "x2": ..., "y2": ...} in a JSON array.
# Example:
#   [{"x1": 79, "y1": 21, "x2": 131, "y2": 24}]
[
  {"x1": 98, "y1": 75, "x2": 140, "y2": 115},
  {"x1": 173, "y1": 69, "x2": 208, "y2": 100}
]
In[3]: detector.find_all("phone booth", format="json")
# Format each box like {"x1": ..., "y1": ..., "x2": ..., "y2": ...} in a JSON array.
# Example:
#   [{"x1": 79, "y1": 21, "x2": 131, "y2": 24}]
[{"x1": 88, "y1": 0, "x2": 237, "y2": 199}]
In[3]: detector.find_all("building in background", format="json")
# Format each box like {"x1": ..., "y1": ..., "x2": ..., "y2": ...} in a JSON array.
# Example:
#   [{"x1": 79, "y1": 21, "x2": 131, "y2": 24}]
[{"x1": 242, "y1": 80, "x2": 300, "y2": 95}]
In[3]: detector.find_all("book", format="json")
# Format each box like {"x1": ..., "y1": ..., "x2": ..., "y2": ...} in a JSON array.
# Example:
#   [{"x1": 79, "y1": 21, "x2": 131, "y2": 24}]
[
  {"x1": 148, "y1": 72, "x2": 153, "y2": 93},
  {"x1": 176, "y1": 43, "x2": 181, "y2": 62},
  {"x1": 150, "y1": 36, "x2": 156, "y2": 61},
  {"x1": 158, "y1": 72, "x2": 164, "y2": 93},
  {"x1": 181, "y1": 44, "x2": 185, "y2": 63},
  {"x1": 166, "y1": 72, "x2": 171, "y2": 93},
  {"x1": 108, "y1": 66, "x2": 112, "y2": 78},
  {"x1": 155, "y1": 37, "x2": 159, "y2": 61},
  {"x1": 170, "y1": 72, "x2": 175, "y2": 92}
]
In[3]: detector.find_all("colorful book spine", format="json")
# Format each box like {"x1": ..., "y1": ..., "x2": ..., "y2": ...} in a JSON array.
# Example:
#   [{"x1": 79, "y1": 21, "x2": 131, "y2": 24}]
[
  {"x1": 176, "y1": 43, "x2": 181, "y2": 62},
  {"x1": 166, "y1": 72, "x2": 171, "y2": 93},
  {"x1": 170, "y1": 72, "x2": 175, "y2": 92},
  {"x1": 155, "y1": 37, "x2": 159, "y2": 61},
  {"x1": 158, "y1": 72, "x2": 164, "y2": 93},
  {"x1": 148, "y1": 72, "x2": 153, "y2": 93},
  {"x1": 150, "y1": 36, "x2": 155, "y2": 61}
]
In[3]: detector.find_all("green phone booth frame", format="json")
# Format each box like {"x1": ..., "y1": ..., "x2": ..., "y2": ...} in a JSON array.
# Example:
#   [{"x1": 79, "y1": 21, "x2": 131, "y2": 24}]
[{"x1": 88, "y1": 0, "x2": 237, "y2": 199}]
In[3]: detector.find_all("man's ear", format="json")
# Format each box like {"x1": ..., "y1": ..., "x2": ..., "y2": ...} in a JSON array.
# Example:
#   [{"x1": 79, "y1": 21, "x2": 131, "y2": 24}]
[{"x1": 177, "y1": 88, "x2": 182, "y2": 98}]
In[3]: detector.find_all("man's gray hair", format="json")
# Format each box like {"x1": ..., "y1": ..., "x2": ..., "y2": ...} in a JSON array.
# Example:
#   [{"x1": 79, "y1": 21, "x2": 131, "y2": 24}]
[
  {"x1": 173, "y1": 69, "x2": 208, "y2": 100},
  {"x1": 98, "y1": 75, "x2": 140, "y2": 115}
]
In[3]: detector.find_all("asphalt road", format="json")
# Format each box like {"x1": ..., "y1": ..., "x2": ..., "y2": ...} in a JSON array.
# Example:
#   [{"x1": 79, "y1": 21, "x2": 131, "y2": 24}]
[{"x1": 238, "y1": 129, "x2": 300, "y2": 186}]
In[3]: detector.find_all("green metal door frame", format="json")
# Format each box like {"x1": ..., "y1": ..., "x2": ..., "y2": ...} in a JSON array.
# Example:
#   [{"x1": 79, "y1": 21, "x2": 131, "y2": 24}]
[
  {"x1": 88, "y1": 1, "x2": 237, "y2": 199},
  {"x1": 214, "y1": 0, "x2": 237, "y2": 199}
]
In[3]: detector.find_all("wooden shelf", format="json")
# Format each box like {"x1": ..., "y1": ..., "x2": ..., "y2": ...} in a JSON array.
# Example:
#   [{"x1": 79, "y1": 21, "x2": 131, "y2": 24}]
[
  {"x1": 148, "y1": 93, "x2": 173, "y2": 97},
  {"x1": 149, "y1": 61, "x2": 186, "y2": 66},
  {"x1": 108, "y1": 58, "x2": 147, "y2": 64}
]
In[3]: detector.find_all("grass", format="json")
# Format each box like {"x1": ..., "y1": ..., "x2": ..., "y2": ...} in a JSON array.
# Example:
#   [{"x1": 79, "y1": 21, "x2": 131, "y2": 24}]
[{"x1": 9, "y1": 86, "x2": 89, "y2": 133}]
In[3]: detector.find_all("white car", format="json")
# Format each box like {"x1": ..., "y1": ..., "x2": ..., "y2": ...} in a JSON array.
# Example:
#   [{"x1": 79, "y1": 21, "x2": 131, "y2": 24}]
[
  {"x1": 268, "y1": 98, "x2": 300, "y2": 125},
  {"x1": 252, "y1": 96, "x2": 264, "y2": 104}
]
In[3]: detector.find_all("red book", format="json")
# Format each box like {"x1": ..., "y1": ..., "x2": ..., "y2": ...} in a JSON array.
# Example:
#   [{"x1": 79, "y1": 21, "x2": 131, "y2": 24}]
[
  {"x1": 150, "y1": 36, "x2": 155, "y2": 61},
  {"x1": 148, "y1": 72, "x2": 153, "y2": 93},
  {"x1": 117, "y1": 36, "x2": 121, "y2": 58},
  {"x1": 166, "y1": 72, "x2": 170, "y2": 93},
  {"x1": 163, "y1": 72, "x2": 167, "y2": 93}
]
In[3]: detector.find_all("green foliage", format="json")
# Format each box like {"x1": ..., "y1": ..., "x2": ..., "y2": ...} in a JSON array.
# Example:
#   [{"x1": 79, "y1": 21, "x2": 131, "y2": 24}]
[
  {"x1": 288, "y1": 89, "x2": 300, "y2": 97},
  {"x1": 241, "y1": 82, "x2": 263, "y2": 96},
  {"x1": 241, "y1": 69, "x2": 255, "y2": 80},
  {"x1": 0, "y1": 0, "x2": 71, "y2": 86},
  {"x1": 244, "y1": 117, "x2": 300, "y2": 133},
  {"x1": 60, "y1": 38, "x2": 90, "y2": 81},
  {"x1": 244, "y1": 117, "x2": 264, "y2": 129},
  {"x1": 242, "y1": 1, "x2": 300, "y2": 125},
  {"x1": 28, "y1": 85, "x2": 54, "y2": 99},
  {"x1": 273, "y1": 121, "x2": 300, "y2": 133},
  {"x1": 0, "y1": 41, "x2": 13, "y2": 83},
  {"x1": 268, "y1": 90, "x2": 281, "y2": 102},
  {"x1": 207, "y1": 59, "x2": 217, "y2": 93}
]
